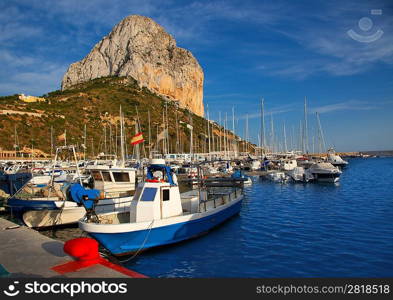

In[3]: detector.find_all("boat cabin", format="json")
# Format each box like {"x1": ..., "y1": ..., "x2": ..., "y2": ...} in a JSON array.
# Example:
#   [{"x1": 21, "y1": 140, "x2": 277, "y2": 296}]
[
  {"x1": 86, "y1": 165, "x2": 136, "y2": 198},
  {"x1": 130, "y1": 161, "x2": 183, "y2": 222}
]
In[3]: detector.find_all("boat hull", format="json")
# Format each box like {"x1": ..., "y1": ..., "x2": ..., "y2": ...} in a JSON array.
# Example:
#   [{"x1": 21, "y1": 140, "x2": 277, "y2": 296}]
[
  {"x1": 83, "y1": 197, "x2": 243, "y2": 255},
  {"x1": 22, "y1": 207, "x2": 86, "y2": 228},
  {"x1": 6, "y1": 196, "x2": 132, "y2": 228},
  {"x1": 312, "y1": 173, "x2": 341, "y2": 183}
]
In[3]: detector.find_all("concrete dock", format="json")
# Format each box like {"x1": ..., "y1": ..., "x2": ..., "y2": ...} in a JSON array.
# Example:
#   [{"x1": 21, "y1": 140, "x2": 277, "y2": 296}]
[{"x1": 0, "y1": 217, "x2": 140, "y2": 278}]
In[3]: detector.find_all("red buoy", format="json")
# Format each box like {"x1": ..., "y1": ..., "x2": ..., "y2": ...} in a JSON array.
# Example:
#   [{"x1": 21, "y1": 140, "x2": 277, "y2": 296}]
[
  {"x1": 63, "y1": 237, "x2": 100, "y2": 262},
  {"x1": 52, "y1": 237, "x2": 148, "y2": 278}
]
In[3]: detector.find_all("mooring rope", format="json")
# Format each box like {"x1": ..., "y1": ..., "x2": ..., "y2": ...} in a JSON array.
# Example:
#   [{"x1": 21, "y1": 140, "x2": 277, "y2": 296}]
[{"x1": 117, "y1": 219, "x2": 155, "y2": 263}]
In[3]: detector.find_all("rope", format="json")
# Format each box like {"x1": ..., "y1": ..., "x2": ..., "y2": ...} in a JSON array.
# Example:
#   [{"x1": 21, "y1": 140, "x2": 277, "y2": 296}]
[{"x1": 118, "y1": 219, "x2": 155, "y2": 263}]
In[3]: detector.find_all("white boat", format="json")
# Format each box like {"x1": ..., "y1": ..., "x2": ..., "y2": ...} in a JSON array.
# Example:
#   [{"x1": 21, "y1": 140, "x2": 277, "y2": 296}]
[
  {"x1": 6, "y1": 142, "x2": 137, "y2": 228},
  {"x1": 287, "y1": 166, "x2": 314, "y2": 183},
  {"x1": 7, "y1": 163, "x2": 137, "y2": 227},
  {"x1": 249, "y1": 160, "x2": 261, "y2": 171},
  {"x1": 79, "y1": 159, "x2": 244, "y2": 256},
  {"x1": 29, "y1": 169, "x2": 68, "y2": 187},
  {"x1": 281, "y1": 159, "x2": 297, "y2": 171},
  {"x1": 327, "y1": 148, "x2": 348, "y2": 168},
  {"x1": 308, "y1": 162, "x2": 342, "y2": 183},
  {"x1": 266, "y1": 171, "x2": 289, "y2": 183}
]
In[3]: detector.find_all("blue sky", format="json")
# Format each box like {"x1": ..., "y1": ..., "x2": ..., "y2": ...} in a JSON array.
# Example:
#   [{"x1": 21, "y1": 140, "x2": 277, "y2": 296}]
[{"x1": 0, "y1": 0, "x2": 392, "y2": 151}]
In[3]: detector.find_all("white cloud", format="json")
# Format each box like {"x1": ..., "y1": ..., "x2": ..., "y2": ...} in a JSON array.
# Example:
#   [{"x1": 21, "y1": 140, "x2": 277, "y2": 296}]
[
  {"x1": 310, "y1": 100, "x2": 381, "y2": 114},
  {"x1": 237, "y1": 104, "x2": 295, "y2": 120}
]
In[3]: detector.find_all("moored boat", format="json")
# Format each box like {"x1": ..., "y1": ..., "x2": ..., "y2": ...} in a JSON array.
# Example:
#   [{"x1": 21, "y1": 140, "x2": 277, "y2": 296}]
[
  {"x1": 78, "y1": 159, "x2": 244, "y2": 255},
  {"x1": 327, "y1": 148, "x2": 349, "y2": 168},
  {"x1": 6, "y1": 146, "x2": 137, "y2": 228},
  {"x1": 308, "y1": 162, "x2": 342, "y2": 183}
]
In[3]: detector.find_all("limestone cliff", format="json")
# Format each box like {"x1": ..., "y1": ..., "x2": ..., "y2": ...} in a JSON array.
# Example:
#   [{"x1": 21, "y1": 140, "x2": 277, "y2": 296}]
[{"x1": 61, "y1": 15, "x2": 204, "y2": 116}]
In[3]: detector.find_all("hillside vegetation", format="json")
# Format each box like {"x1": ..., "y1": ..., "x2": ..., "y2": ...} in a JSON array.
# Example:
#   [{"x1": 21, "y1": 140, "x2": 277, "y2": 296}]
[{"x1": 0, "y1": 76, "x2": 245, "y2": 158}]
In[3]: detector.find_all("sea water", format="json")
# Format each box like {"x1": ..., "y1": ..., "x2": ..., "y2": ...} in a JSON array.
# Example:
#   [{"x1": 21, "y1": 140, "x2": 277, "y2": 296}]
[{"x1": 125, "y1": 158, "x2": 393, "y2": 277}]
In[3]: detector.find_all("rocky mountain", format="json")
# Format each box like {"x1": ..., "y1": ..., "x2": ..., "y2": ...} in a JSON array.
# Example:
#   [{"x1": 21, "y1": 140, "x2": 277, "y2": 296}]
[{"x1": 61, "y1": 15, "x2": 204, "y2": 116}]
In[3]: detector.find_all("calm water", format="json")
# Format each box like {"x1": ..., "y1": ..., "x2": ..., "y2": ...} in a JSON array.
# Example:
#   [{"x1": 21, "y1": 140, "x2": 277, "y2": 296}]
[{"x1": 124, "y1": 158, "x2": 393, "y2": 277}]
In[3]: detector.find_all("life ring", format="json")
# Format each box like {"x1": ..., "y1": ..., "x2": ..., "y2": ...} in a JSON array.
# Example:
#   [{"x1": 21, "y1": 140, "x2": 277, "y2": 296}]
[
  {"x1": 146, "y1": 179, "x2": 159, "y2": 183},
  {"x1": 146, "y1": 178, "x2": 166, "y2": 183}
]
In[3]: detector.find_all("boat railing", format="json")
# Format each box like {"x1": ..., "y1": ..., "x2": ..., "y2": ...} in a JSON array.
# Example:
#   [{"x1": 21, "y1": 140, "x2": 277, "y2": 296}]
[{"x1": 198, "y1": 188, "x2": 240, "y2": 212}]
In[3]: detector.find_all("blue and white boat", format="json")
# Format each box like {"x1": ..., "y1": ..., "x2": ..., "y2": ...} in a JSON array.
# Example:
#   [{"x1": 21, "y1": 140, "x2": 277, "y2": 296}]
[
  {"x1": 6, "y1": 164, "x2": 136, "y2": 228},
  {"x1": 78, "y1": 159, "x2": 244, "y2": 256}
]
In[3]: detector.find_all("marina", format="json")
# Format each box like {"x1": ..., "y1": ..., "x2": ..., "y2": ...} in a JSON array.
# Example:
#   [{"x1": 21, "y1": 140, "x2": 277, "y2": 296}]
[
  {"x1": 0, "y1": 1, "x2": 392, "y2": 287},
  {"x1": 1, "y1": 155, "x2": 392, "y2": 277}
]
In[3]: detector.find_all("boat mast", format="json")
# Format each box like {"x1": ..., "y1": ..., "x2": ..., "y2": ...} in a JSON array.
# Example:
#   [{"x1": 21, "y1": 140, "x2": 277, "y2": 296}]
[
  {"x1": 148, "y1": 110, "x2": 151, "y2": 158},
  {"x1": 246, "y1": 113, "x2": 249, "y2": 154},
  {"x1": 207, "y1": 104, "x2": 211, "y2": 158},
  {"x1": 270, "y1": 113, "x2": 274, "y2": 153},
  {"x1": 50, "y1": 126, "x2": 53, "y2": 159},
  {"x1": 135, "y1": 118, "x2": 140, "y2": 161},
  {"x1": 299, "y1": 120, "x2": 303, "y2": 152},
  {"x1": 115, "y1": 123, "x2": 118, "y2": 158},
  {"x1": 316, "y1": 112, "x2": 326, "y2": 154},
  {"x1": 283, "y1": 122, "x2": 287, "y2": 153},
  {"x1": 104, "y1": 124, "x2": 107, "y2": 154},
  {"x1": 175, "y1": 109, "x2": 179, "y2": 154},
  {"x1": 224, "y1": 112, "x2": 228, "y2": 159},
  {"x1": 109, "y1": 124, "x2": 112, "y2": 155},
  {"x1": 91, "y1": 138, "x2": 94, "y2": 158},
  {"x1": 119, "y1": 105, "x2": 125, "y2": 167},
  {"x1": 165, "y1": 100, "x2": 170, "y2": 154},
  {"x1": 161, "y1": 110, "x2": 164, "y2": 155},
  {"x1": 261, "y1": 98, "x2": 265, "y2": 154},
  {"x1": 189, "y1": 111, "x2": 193, "y2": 160},
  {"x1": 83, "y1": 124, "x2": 87, "y2": 160},
  {"x1": 219, "y1": 111, "x2": 222, "y2": 156},
  {"x1": 135, "y1": 106, "x2": 146, "y2": 160},
  {"x1": 304, "y1": 96, "x2": 309, "y2": 154},
  {"x1": 212, "y1": 120, "x2": 215, "y2": 153}
]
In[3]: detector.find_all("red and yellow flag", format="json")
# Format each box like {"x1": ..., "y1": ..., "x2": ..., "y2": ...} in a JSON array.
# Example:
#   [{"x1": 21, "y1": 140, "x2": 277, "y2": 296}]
[{"x1": 131, "y1": 132, "x2": 144, "y2": 145}]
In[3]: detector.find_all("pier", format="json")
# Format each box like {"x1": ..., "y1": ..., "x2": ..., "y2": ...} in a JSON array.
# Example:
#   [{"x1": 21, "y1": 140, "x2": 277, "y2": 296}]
[{"x1": 0, "y1": 218, "x2": 144, "y2": 278}]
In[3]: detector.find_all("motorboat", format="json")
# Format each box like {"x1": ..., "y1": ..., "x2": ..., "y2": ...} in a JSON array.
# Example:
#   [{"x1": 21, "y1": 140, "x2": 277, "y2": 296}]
[
  {"x1": 266, "y1": 171, "x2": 289, "y2": 183},
  {"x1": 78, "y1": 159, "x2": 244, "y2": 256},
  {"x1": 308, "y1": 162, "x2": 342, "y2": 183},
  {"x1": 286, "y1": 166, "x2": 314, "y2": 183},
  {"x1": 326, "y1": 148, "x2": 348, "y2": 168}
]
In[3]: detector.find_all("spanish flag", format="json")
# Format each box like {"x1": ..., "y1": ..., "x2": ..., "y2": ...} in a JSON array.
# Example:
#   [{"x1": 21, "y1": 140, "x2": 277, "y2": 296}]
[{"x1": 131, "y1": 132, "x2": 144, "y2": 145}]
